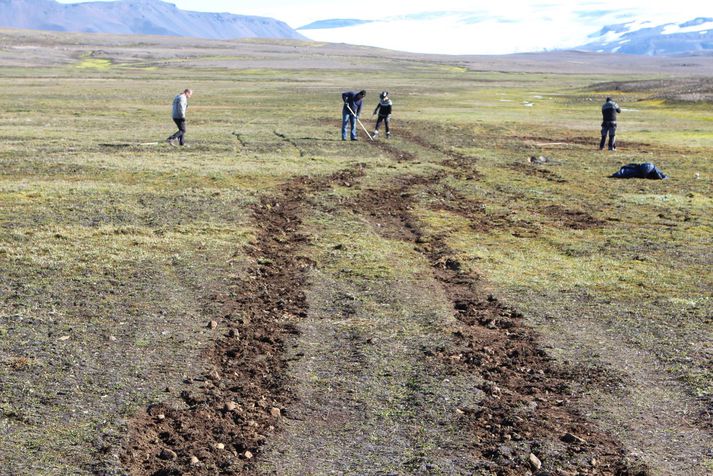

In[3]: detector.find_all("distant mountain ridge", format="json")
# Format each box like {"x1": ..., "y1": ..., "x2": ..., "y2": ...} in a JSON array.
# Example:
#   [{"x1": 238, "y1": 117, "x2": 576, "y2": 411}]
[
  {"x1": 578, "y1": 17, "x2": 713, "y2": 55},
  {"x1": 0, "y1": 0, "x2": 305, "y2": 40},
  {"x1": 299, "y1": 19, "x2": 374, "y2": 30}
]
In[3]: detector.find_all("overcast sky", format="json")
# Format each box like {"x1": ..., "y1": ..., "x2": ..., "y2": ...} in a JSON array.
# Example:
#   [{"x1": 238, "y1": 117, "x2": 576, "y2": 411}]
[{"x1": 55, "y1": 0, "x2": 712, "y2": 54}]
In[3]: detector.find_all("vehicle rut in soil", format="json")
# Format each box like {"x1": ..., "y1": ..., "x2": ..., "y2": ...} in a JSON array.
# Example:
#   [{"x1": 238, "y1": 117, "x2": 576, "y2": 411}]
[
  {"x1": 352, "y1": 173, "x2": 641, "y2": 475},
  {"x1": 119, "y1": 167, "x2": 365, "y2": 475},
  {"x1": 355, "y1": 135, "x2": 643, "y2": 474}
]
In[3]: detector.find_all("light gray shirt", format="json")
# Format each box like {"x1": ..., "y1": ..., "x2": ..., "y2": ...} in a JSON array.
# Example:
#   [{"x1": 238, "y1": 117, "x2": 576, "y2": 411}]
[{"x1": 172, "y1": 93, "x2": 188, "y2": 119}]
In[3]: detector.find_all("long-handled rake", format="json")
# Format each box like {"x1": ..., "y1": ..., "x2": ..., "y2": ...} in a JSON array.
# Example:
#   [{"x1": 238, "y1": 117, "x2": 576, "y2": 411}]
[{"x1": 345, "y1": 103, "x2": 373, "y2": 141}]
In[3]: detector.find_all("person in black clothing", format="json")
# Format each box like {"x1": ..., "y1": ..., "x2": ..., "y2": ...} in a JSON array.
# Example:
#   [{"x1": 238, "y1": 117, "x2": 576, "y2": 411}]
[
  {"x1": 600, "y1": 97, "x2": 621, "y2": 151},
  {"x1": 342, "y1": 90, "x2": 366, "y2": 141},
  {"x1": 372, "y1": 91, "x2": 393, "y2": 139}
]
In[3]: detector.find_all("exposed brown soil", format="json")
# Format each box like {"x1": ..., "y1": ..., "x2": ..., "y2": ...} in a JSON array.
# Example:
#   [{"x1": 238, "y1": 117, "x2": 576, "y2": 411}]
[
  {"x1": 369, "y1": 136, "x2": 418, "y2": 161},
  {"x1": 352, "y1": 173, "x2": 643, "y2": 475},
  {"x1": 508, "y1": 162, "x2": 568, "y2": 184},
  {"x1": 398, "y1": 127, "x2": 485, "y2": 180},
  {"x1": 120, "y1": 123, "x2": 634, "y2": 474},
  {"x1": 539, "y1": 204, "x2": 605, "y2": 230},
  {"x1": 120, "y1": 167, "x2": 366, "y2": 475}
]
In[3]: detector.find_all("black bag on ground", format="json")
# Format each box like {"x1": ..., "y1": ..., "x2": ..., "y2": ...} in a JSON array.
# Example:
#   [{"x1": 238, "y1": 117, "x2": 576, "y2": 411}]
[{"x1": 610, "y1": 162, "x2": 668, "y2": 180}]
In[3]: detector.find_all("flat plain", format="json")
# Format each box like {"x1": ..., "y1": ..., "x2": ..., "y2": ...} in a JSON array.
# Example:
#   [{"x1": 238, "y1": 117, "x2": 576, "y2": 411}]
[{"x1": 0, "y1": 29, "x2": 711, "y2": 475}]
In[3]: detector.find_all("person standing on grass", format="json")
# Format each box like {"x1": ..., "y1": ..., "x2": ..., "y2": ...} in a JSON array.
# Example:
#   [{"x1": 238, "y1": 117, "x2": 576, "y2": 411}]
[
  {"x1": 167, "y1": 88, "x2": 192, "y2": 147},
  {"x1": 600, "y1": 96, "x2": 621, "y2": 151},
  {"x1": 372, "y1": 91, "x2": 393, "y2": 139},
  {"x1": 341, "y1": 90, "x2": 366, "y2": 141}
]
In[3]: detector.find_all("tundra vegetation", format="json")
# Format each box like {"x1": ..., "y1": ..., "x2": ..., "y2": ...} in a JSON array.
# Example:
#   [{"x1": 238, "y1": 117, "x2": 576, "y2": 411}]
[{"x1": 0, "y1": 30, "x2": 711, "y2": 475}]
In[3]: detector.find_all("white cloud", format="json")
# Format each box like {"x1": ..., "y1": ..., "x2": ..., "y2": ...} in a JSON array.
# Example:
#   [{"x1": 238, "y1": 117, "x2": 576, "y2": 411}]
[{"x1": 53, "y1": 0, "x2": 713, "y2": 54}]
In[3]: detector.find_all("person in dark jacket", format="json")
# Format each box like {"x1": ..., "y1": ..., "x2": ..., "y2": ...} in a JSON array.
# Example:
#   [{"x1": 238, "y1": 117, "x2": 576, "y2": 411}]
[
  {"x1": 372, "y1": 91, "x2": 393, "y2": 139},
  {"x1": 600, "y1": 97, "x2": 621, "y2": 151},
  {"x1": 341, "y1": 90, "x2": 366, "y2": 141},
  {"x1": 167, "y1": 88, "x2": 192, "y2": 146}
]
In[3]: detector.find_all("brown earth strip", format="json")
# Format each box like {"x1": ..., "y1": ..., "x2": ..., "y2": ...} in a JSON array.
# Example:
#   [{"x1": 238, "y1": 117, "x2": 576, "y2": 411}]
[
  {"x1": 507, "y1": 161, "x2": 568, "y2": 183},
  {"x1": 352, "y1": 172, "x2": 644, "y2": 475},
  {"x1": 273, "y1": 131, "x2": 306, "y2": 157},
  {"x1": 369, "y1": 136, "x2": 418, "y2": 161},
  {"x1": 119, "y1": 167, "x2": 366, "y2": 476},
  {"x1": 539, "y1": 204, "x2": 605, "y2": 230},
  {"x1": 397, "y1": 127, "x2": 484, "y2": 180}
]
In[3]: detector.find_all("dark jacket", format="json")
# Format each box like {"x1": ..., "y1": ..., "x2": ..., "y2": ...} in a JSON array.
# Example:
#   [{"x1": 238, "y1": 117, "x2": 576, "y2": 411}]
[
  {"x1": 602, "y1": 100, "x2": 621, "y2": 123},
  {"x1": 342, "y1": 91, "x2": 363, "y2": 116},
  {"x1": 374, "y1": 98, "x2": 393, "y2": 117}
]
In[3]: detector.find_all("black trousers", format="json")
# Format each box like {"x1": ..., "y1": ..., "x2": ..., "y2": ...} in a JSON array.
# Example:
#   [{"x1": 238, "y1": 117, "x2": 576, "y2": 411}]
[
  {"x1": 600, "y1": 121, "x2": 617, "y2": 150},
  {"x1": 169, "y1": 118, "x2": 186, "y2": 145},
  {"x1": 375, "y1": 114, "x2": 391, "y2": 133}
]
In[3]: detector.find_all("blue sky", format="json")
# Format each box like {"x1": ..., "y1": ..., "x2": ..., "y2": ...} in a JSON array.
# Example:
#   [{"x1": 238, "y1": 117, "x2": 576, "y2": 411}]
[{"x1": 55, "y1": 0, "x2": 711, "y2": 54}]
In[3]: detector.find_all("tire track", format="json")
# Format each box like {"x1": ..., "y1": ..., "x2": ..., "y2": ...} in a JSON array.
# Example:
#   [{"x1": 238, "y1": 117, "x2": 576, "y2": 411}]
[
  {"x1": 352, "y1": 177, "x2": 639, "y2": 475},
  {"x1": 120, "y1": 167, "x2": 366, "y2": 476},
  {"x1": 360, "y1": 131, "x2": 642, "y2": 474}
]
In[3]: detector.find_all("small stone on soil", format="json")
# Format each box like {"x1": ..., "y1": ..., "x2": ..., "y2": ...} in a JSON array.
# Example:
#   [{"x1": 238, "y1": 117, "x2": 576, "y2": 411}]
[
  {"x1": 225, "y1": 401, "x2": 238, "y2": 411},
  {"x1": 270, "y1": 407, "x2": 281, "y2": 418},
  {"x1": 157, "y1": 414, "x2": 165, "y2": 420},
  {"x1": 190, "y1": 455, "x2": 199, "y2": 465},
  {"x1": 208, "y1": 320, "x2": 218, "y2": 329},
  {"x1": 529, "y1": 453, "x2": 542, "y2": 470},
  {"x1": 158, "y1": 449, "x2": 177, "y2": 460},
  {"x1": 244, "y1": 451, "x2": 253, "y2": 459},
  {"x1": 215, "y1": 443, "x2": 225, "y2": 450}
]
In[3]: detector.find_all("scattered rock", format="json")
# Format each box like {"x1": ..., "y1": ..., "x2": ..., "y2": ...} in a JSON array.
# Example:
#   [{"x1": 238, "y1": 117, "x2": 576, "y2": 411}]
[
  {"x1": 108, "y1": 335, "x2": 117, "y2": 342},
  {"x1": 243, "y1": 450, "x2": 253, "y2": 460},
  {"x1": 158, "y1": 448, "x2": 177, "y2": 461},
  {"x1": 529, "y1": 453, "x2": 542, "y2": 470},
  {"x1": 58, "y1": 335, "x2": 70, "y2": 341},
  {"x1": 228, "y1": 328, "x2": 239, "y2": 338},
  {"x1": 208, "y1": 320, "x2": 218, "y2": 329},
  {"x1": 529, "y1": 155, "x2": 551, "y2": 164},
  {"x1": 270, "y1": 407, "x2": 281, "y2": 418},
  {"x1": 190, "y1": 455, "x2": 200, "y2": 465},
  {"x1": 215, "y1": 443, "x2": 225, "y2": 450},
  {"x1": 156, "y1": 414, "x2": 165, "y2": 420},
  {"x1": 591, "y1": 457, "x2": 598, "y2": 467},
  {"x1": 224, "y1": 401, "x2": 238, "y2": 411}
]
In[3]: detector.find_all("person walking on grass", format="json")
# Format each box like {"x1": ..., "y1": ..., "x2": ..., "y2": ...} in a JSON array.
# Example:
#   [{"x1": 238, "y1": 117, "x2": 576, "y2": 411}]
[
  {"x1": 372, "y1": 91, "x2": 393, "y2": 139},
  {"x1": 600, "y1": 96, "x2": 621, "y2": 151},
  {"x1": 167, "y1": 88, "x2": 192, "y2": 147},
  {"x1": 342, "y1": 90, "x2": 366, "y2": 141}
]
